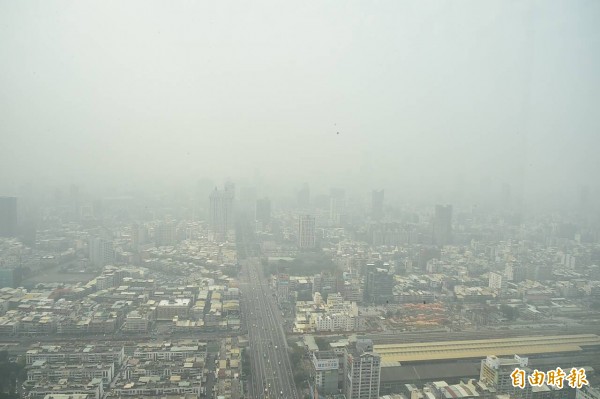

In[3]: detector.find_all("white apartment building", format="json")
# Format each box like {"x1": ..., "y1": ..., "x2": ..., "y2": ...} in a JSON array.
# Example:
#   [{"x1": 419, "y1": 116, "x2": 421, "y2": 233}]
[
  {"x1": 122, "y1": 311, "x2": 149, "y2": 333},
  {"x1": 298, "y1": 215, "x2": 316, "y2": 249}
]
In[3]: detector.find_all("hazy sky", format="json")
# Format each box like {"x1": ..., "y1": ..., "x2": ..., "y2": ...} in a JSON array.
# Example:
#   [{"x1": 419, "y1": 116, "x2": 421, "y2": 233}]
[{"x1": 1, "y1": 1, "x2": 599, "y2": 204}]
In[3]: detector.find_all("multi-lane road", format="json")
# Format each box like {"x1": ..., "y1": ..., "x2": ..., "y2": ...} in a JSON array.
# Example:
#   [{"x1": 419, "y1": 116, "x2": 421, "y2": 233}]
[{"x1": 240, "y1": 257, "x2": 298, "y2": 399}]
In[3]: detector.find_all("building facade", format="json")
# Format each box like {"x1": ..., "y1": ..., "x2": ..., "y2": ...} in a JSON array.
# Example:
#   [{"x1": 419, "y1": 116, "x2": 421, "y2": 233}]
[
  {"x1": 298, "y1": 215, "x2": 316, "y2": 249},
  {"x1": 371, "y1": 190, "x2": 384, "y2": 220},
  {"x1": 0, "y1": 197, "x2": 17, "y2": 237},
  {"x1": 256, "y1": 198, "x2": 271, "y2": 230},
  {"x1": 344, "y1": 339, "x2": 381, "y2": 399},
  {"x1": 209, "y1": 187, "x2": 234, "y2": 242},
  {"x1": 433, "y1": 204, "x2": 452, "y2": 246},
  {"x1": 313, "y1": 351, "x2": 340, "y2": 395},
  {"x1": 89, "y1": 237, "x2": 115, "y2": 267}
]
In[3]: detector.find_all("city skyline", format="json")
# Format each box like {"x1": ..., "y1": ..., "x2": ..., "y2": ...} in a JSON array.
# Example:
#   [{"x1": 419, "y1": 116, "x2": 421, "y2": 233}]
[
  {"x1": 1, "y1": 1, "x2": 599, "y2": 398},
  {"x1": 1, "y1": 1, "x2": 600, "y2": 209}
]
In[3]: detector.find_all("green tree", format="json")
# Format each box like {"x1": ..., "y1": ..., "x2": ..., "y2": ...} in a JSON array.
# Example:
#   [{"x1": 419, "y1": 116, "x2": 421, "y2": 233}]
[
  {"x1": 241, "y1": 348, "x2": 251, "y2": 379},
  {"x1": 293, "y1": 367, "x2": 310, "y2": 386},
  {"x1": 289, "y1": 346, "x2": 304, "y2": 366},
  {"x1": 0, "y1": 351, "x2": 23, "y2": 398}
]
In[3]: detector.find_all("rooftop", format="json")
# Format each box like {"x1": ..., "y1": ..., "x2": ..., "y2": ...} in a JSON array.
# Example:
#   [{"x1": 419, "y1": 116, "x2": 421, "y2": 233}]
[{"x1": 374, "y1": 334, "x2": 600, "y2": 363}]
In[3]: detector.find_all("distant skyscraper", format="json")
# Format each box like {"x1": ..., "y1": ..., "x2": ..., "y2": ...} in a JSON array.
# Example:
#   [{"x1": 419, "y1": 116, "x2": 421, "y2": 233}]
[
  {"x1": 329, "y1": 188, "x2": 346, "y2": 225},
  {"x1": 433, "y1": 204, "x2": 452, "y2": 246},
  {"x1": 209, "y1": 186, "x2": 234, "y2": 242},
  {"x1": 364, "y1": 267, "x2": 394, "y2": 304},
  {"x1": 504, "y1": 263, "x2": 527, "y2": 283},
  {"x1": 297, "y1": 183, "x2": 310, "y2": 209},
  {"x1": 488, "y1": 271, "x2": 503, "y2": 293},
  {"x1": 313, "y1": 272, "x2": 343, "y2": 299},
  {"x1": 131, "y1": 223, "x2": 141, "y2": 251},
  {"x1": 0, "y1": 266, "x2": 21, "y2": 288},
  {"x1": 239, "y1": 186, "x2": 257, "y2": 216},
  {"x1": 371, "y1": 190, "x2": 384, "y2": 220},
  {"x1": 298, "y1": 215, "x2": 316, "y2": 249},
  {"x1": 0, "y1": 197, "x2": 17, "y2": 237},
  {"x1": 20, "y1": 217, "x2": 37, "y2": 247},
  {"x1": 89, "y1": 236, "x2": 115, "y2": 267},
  {"x1": 224, "y1": 181, "x2": 236, "y2": 198},
  {"x1": 255, "y1": 198, "x2": 271, "y2": 227},
  {"x1": 155, "y1": 221, "x2": 176, "y2": 246},
  {"x1": 79, "y1": 204, "x2": 95, "y2": 221}
]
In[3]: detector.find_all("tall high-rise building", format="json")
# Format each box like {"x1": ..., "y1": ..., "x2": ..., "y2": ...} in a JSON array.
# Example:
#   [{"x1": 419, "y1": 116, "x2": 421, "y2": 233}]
[
  {"x1": 0, "y1": 265, "x2": 22, "y2": 288},
  {"x1": 89, "y1": 237, "x2": 115, "y2": 267},
  {"x1": 209, "y1": 186, "x2": 235, "y2": 242},
  {"x1": 312, "y1": 351, "x2": 339, "y2": 396},
  {"x1": 371, "y1": 190, "x2": 384, "y2": 220},
  {"x1": 344, "y1": 339, "x2": 381, "y2": 399},
  {"x1": 131, "y1": 223, "x2": 140, "y2": 251},
  {"x1": 313, "y1": 272, "x2": 344, "y2": 300},
  {"x1": 488, "y1": 271, "x2": 503, "y2": 293},
  {"x1": 0, "y1": 197, "x2": 18, "y2": 237},
  {"x1": 330, "y1": 188, "x2": 346, "y2": 226},
  {"x1": 505, "y1": 263, "x2": 527, "y2": 283},
  {"x1": 298, "y1": 215, "x2": 316, "y2": 249},
  {"x1": 130, "y1": 223, "x2": 148, "y2": 251},
  {"x1": 255, "y1": 198, "x2": 271, "y2": 228},
  {"x1": 433, "y1": 204, "x2": 452, "y2": 246},
  {"x1": 239, "y1": 187, "x2": 257, "y2": 216},
  {"x1": 364, "y1": 267, "x2": 394, "y2": 304},
  {"x1": 155, "y1": 221, "x2": 176, "y2": 246},
  {"x1": 224, "y1": 181, "x2": 236, "y2": 200},
  {"x1": 297, "y1": 183, "x2": 310, "y2": 209}
]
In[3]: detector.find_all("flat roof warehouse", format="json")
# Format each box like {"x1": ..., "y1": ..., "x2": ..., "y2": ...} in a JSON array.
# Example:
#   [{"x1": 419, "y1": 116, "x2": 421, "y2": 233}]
[{"x1": 374, "y1": 334, "x2": 600, "y2": 363}]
